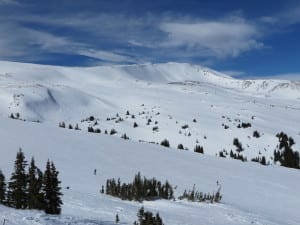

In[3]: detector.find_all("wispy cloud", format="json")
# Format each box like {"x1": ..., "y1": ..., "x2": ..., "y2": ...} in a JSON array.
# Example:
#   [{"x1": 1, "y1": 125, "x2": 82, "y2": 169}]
[
  {"x1": 0, "y1": 0, "x2": 19, "y2": 5},
  {"x1": 0, "y1": 2, "x2": 298, "y2": 66},
  {"x1": 257, "y1": 4, "x2": 300, "y2": 27},
  {"x1": 279, "y1": 5, "x2": 300, "y2": 25},
  {"x1": 76, "y1": 49, "x2": 134, "y2": 63},
  {"x1": 0, "y1": 20, "x2": 135, "y2": 63},
  {"x1": 159, "y1": 20, "x2": 264, "y2": 58},
  {"x1": 257, "y1": 73, "x2": 300, "y2": 81},
  {"x1": 221, "y1": 70, "x2": 246, "y2": 77}
]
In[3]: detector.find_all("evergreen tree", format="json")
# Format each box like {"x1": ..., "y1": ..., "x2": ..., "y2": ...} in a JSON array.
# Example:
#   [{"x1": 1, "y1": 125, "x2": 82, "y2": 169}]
[
  {"x1": 7, "y1": 149, "x2": 28, "y2": 209},
  {"x1": 74, "y1": 123, "x2": 80, "y2": 130},
  {"x1": 261, "y1": 156, "x2": 266, "y2": 165},
  {"x1": 177, "y1": 144, "x2": 184, "y2": 150},
  {"x1": 115, "y1": 213, "x2": 120, "y2": 223},
  {"x1": 160, "y1": 139, "x2": 170, "y2": 147},
  {"x1": 43, "y1": 160, "x2": 63, "y2": 214},
  {"x1": 0, "y1": 170, "x2": 6, "y2": 204},
  {"x1": 233, "y1": 138, "x2": 243, "y2": 153},
  {"x1": 275, "y1": 132, "x2": 300, "y2": 169},
  {"x1": 27, "y1": 157, "x2": 44, "y2": 209}
]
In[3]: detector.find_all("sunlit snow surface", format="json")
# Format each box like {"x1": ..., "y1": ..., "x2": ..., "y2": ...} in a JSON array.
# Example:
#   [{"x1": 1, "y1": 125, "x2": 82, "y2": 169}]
[{"x1": 0, "y1": 61, "x2": 299, "y2": 224}]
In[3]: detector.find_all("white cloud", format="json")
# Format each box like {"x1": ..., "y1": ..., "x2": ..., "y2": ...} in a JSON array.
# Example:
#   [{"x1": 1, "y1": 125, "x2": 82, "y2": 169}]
[
  {"x1": 221, "y1": 70, "x2": 246, "y2": 77},
  {"x1": 0, "y1": 0, "x2": 19, "y2": 5},
  {"x1": 2, "y1": 8, "x2": 292, "y2": 64},
  {"x1": 234, "y1": 73, "x2": 300, "y2": 81},
  {"x1": 259, "y1": 16, "x2": 278, "y2": 24},
  {"x1": 76, "y1": 49, "x2": 134, "y2": 63},
  {"x1": 258, "y1": 4, "x2": 300, "y2": 26},
  {"x1": 0, "y1": 22, "x2": 134, "y2": 63},
  {"x1": 159, "y1": 20, "x2": 264, "y2": 58},
  {"x1": 280, "y1": 5, "x2": 300, "y2": 25},
  {"x1": 260, "y1": 73, "x2": 300, "y2": 81}
]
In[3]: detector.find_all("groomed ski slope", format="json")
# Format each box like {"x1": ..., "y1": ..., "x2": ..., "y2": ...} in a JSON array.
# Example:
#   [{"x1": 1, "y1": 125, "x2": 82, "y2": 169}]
[{"x1": 0, "y1": 116, "x2": 299, "y2": 225}]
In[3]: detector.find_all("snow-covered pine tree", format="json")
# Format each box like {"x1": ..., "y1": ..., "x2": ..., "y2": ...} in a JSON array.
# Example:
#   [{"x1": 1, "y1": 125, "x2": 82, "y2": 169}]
[
  {"x1": 0, "y1": 170, "x2": 6, "y2": 204},
  {"x1": 43, "y1": 160, "x2": 63, "y2": 214},
  {"x1": 7, "y1": 149, "x2": 28, "y2": 209},
  {"x1": 27, "y1": 157, "x2": 45, "y2": 210}
]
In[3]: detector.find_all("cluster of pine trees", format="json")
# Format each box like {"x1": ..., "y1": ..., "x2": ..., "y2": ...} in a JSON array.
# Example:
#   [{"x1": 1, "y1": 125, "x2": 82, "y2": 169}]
[
  {"x1": 133, "y1": 207, "x2": 164, "y2": 225},
  {"x1": 0, "y1": 149, "x2": 63, "y2": 214},
  {"x1": 178, "y1": 184, "x2": 222, "y2": 203},
  {"x1": 229, "y1": 150, "x2": 247, "y2": 162},
  {"x1": 251, "y1": 156, "x2": 266, "y2": 165},
  {"x1": 237, "y1": 122, "x2": 251, "y2": 128},
  {"x1": 274, "y1": 132, "x2": 300, "y2": 169},
  {"x1": 104, "y1": 172, "x2": 174, "y2": 202},
  {"x1": 194, "y1": 145, "x2": 204, "y2": 154},
  {"x1": 233, "y1": 138, "x2": 244, "y2": 153},
  {"x1": 87, "y1": 126, "x2": 101, "y2": 133}
]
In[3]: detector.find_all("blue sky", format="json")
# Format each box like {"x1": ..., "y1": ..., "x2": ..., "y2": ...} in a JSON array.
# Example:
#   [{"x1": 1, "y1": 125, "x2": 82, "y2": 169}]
[{"x1": 0, "y1": 0, "x2": 300, "y2": 79}]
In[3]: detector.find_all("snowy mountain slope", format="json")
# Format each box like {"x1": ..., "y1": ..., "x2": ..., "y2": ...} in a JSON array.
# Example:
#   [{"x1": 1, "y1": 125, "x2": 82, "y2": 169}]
[
  {"x1": 0, "y1": 60, "x2": 300, "y2": 162},
  {"x1": 0, "y1": 117, "x2": 299, "y2": 225}
]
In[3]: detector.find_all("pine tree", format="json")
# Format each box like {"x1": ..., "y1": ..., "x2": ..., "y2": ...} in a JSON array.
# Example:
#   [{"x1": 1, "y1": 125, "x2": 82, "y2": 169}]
[
  {"x1": 155, "y1": 213, "x2": 163, "y2": 225},
  {"x1": 0, "y1": 170, "x2": 6, "y2": 204},
  {"x1": 27, "y1": 157, "x2": 44, "y2": 209},
  {"x1": 260, "y1": 156, "x2": 266, "y2": 165},
  {"x1": 160, "y1": 139, "x2": 170, "y2": 147},
  {"x1": 43, "y1": 160, "x2": 63, "y2": 214},
  {"x1": 7, "y1": 149, "x2": 28, "y2": 209},
  {"x1": 74, "y1": 123, "x2": 80, "y2": 130},
  {"x1": 115, "y1": 213, "x2": 120, "y2": 223},
  {"x1": 177, "y1": 144, "x2": 184, "y2": 150},
  {"x1": 275, "y1": 132, "x2": 300, "y2": 169}
]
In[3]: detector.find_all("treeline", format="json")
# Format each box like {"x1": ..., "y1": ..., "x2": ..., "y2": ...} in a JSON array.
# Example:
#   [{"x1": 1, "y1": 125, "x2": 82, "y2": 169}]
[
  {"x1": 0, "y1": 149, "x2": 63, "y2": 214},
  {"x1": 178, "y1": 184, "x2": 222, "y2": 203},
  {"x1": 104, "y1": 172, "x2": 174, "y2": 202}
]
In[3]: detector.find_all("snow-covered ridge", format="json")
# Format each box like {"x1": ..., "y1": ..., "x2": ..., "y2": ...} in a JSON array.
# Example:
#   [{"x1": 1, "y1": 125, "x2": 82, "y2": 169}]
[{"x1": 0, "y1": 61, "x2": 299, "y2": 98}]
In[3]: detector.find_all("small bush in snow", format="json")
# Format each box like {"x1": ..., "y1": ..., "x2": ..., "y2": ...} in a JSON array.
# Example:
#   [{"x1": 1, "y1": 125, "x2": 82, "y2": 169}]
[
  {"x1": 177, "y1": 144, "x2": 184, "y2": 150},
  {"x1": 110, "y1": 129, "x2": 117, "y2": 135},
  {"x1": 181, "y1": 124, "x2": 189, "y2": 129},
  {"x1": 253, "y1": 130, "x2": 260, "y2": 138},
  {"x1": 160, "y1": 139, "x2": 170, "y2": 148}
]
